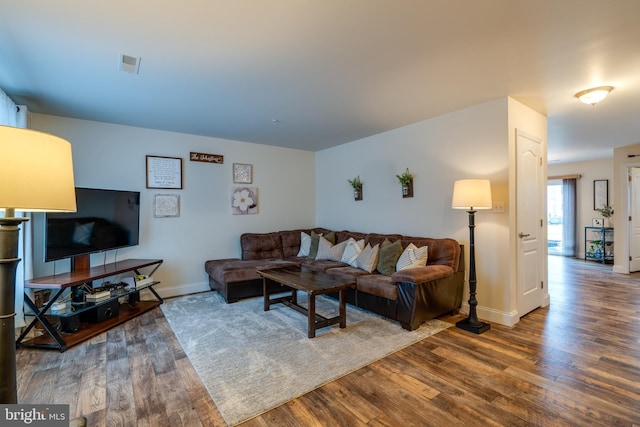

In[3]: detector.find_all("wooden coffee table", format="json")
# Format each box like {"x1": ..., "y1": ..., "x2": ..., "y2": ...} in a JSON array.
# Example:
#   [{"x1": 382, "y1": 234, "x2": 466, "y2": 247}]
[{"x1": 258, "y1": 267, "x2": 354, "y2": 338}]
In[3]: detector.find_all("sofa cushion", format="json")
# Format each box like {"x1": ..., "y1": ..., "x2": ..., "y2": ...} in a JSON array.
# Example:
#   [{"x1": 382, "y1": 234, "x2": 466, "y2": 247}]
[
  {"x1": 396, "y1": 243, "x2": 428, "y2": 271},
  {"x1": 241, "y1": 232, "x2": 284, "y2": 260},
  {"x1": 376, "y1": 239, "x2": 403, "y2": 276},
  {"x1": 357, "y1": 274, "x2": 398, "y2": 301},
  {"x1": 204, "y1": 258, "x2": 299, "y2": 284},
  {"x1": 365, "y1": 233, "x2": 404, "y2": 248},
  {"x1": 391, "y1": 264, "x2": 454, "y2": 284},
  {"x1": 335, "y1": 230, "x2": 366, "y2": 244},
  {"x1": 325, "y1": 266, "x2": 370, "y2": 283},
  {"x1": 356, "y1": 243, "x2": 380, "y2": 273},
  {"x1": 401, "y1": 236, "x2": 460, "y2": 271},
  {"x1": 300, "y1": 258, "x2": 346, "y2": 272}
]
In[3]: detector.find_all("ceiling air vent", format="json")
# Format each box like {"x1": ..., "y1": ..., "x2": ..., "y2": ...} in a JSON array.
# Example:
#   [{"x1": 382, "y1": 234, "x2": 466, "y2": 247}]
[{"x1": 119, "y1": 53, "x2": 141, "y2": 74}]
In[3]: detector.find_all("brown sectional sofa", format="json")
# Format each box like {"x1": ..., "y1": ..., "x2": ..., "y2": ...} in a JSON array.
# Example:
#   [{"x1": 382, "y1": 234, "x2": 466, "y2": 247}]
[{"x1": 204, "y1": 228, "x2": 464, "y2": 330}]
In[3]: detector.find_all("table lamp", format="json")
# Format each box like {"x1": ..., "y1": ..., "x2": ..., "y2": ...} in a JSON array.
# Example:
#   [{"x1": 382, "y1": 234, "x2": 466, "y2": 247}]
[
  {"x1": 0, "y1": 125, "x2": 76, "y2": 403},
  {"x1": 452, "y1": 179, "x2": 492, "y2": 334}
]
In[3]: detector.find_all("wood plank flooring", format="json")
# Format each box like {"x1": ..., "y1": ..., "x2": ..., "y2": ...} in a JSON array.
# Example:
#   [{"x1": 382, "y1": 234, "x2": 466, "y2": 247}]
[{"x1": 16, "y1": 256, "x2": 640, "y2": 426}]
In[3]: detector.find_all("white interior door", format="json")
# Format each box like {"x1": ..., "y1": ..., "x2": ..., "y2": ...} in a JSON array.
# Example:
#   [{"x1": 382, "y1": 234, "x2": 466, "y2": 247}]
[
  {"x1": 516, "y1": 130, "x2": 544, "y2": 317},
  {"x1": 629, "y1": 167, "x2": 640, "y2": 272}
]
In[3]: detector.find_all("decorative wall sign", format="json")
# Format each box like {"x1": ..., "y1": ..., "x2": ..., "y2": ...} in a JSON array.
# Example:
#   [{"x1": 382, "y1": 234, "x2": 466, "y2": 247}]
[
  {"x1": 593, "y1": 179, "x2": 608, "y2": 210},
  {"x1": 190, "y1": 152, "x2": 224, "y2": 164},
  {"x1": 233, "y1": 163, "x2": 253, "y2": 184},
  {"x1": 146, "y1": 155, "x2": 183, "y2": 189},
  {"x1": 231, "y1": 187, "x2": 258, "y2": 215},
  {"x1": 154, "y1": 194, "x2": 180, "y2": 217}
]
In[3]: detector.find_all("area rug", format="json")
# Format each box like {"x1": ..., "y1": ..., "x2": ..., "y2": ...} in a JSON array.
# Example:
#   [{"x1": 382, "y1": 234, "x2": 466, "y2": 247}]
[{"x1": 160, "y1": 292, "x2": 450, "y2": 426}]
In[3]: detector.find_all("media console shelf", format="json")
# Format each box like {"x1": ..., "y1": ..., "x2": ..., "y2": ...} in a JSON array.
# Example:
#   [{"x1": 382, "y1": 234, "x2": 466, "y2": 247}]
[{"x1": 17, "y1": 258, "x2": 163, "y2": 352}]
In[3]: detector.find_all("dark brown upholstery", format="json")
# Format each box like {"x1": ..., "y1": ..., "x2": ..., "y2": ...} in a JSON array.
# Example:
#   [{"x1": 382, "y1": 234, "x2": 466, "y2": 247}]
[
  {"x1": 240, "y1": 232, "x2": 284, "y2": 260},
  {"x1": 356, "y1": 274, "x2": 397, "y2": 300},
  {"x1": 204, "y1": 228, "x2": 464, "y2": 330}
]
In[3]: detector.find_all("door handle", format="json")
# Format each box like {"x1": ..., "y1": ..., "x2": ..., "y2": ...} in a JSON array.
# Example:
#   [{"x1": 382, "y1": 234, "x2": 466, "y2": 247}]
[{"x1": 519, "y1": 232, "x2": 530, "y2": 238}]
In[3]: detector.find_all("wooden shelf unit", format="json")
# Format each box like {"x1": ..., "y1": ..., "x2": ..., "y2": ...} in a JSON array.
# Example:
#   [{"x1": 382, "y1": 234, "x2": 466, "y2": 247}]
[{"x1": 17, "y1": 258, "x2": 163, "y2": 352}]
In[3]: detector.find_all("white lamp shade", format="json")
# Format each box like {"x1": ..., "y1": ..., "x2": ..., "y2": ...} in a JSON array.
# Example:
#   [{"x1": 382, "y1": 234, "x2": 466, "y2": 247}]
[
  {"x1": 452, "y1": 179, "x2": 492, "y2": 210},
  {"x1": 1, "y1": 126, "x2": 76, "y2": 212}
]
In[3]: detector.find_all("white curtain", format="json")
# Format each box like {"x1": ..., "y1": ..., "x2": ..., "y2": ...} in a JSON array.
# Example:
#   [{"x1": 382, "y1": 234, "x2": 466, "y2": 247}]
[{"x1": 0, "y1": 88, "x2": 31, "y2": 328}]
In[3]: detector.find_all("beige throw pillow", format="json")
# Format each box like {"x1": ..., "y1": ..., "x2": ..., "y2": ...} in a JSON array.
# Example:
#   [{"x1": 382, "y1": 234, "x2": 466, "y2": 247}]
[
  {"x1": 328, "y1": 239, "x2": 348, "y2": 261},
  {"x1": 315, "y1": 236, "x2": 335, "y2": 260},
  {"x1": 356, "y1": 243, "x2": 380, "y2": 273},
  {"x1": 396, "y1": 243, "x2": 428, "y2": 270}
]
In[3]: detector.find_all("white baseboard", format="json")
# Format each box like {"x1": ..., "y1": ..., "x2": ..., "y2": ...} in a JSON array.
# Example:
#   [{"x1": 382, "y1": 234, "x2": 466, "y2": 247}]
[
  {"x1": 613, "y1": 264, "x2": 629, "y2": 274},
  {"x1": 140, "y1": 281, "x2": 209, "y2": 300},
  {"x1": 460, "y1": 302, "x2": 520, "y2": 327}
]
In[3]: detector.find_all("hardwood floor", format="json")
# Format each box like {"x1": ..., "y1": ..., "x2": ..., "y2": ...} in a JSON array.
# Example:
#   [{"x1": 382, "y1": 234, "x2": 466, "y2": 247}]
[{"x1": 16, "y1": 256, "x2": 640, "y2": 426}]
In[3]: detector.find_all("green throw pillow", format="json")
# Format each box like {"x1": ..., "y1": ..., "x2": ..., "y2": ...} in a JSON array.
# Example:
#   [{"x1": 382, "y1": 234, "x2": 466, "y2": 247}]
[{"x1": 377, "y1": 239, "x2": 403, "y2": 276}]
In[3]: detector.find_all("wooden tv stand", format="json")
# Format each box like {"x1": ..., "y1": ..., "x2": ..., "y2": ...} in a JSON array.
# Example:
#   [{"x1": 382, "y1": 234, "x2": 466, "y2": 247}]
[{"x1": 17, "y1": 258, "x2": 163, "y2": 352}]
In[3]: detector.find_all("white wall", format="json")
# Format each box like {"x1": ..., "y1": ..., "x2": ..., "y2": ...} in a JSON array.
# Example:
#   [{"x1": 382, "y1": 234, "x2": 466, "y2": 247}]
[
  {"x1": 30, "y1": 114, "x2": 316, "y2": 297},
  {"x1": 547, "y1": 158, "x2": 614, "y2": 258},
  {"x1": 29, "y1": 96, "x2": 547, "y2": 326},
  {"x1": 316, "y1": 98, "x2": 515, "y2": 324}
]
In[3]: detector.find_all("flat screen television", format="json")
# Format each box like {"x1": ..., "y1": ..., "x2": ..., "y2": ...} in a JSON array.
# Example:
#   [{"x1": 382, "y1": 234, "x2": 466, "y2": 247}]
[{"x1": 44, "y1": 187, "x2": 141, "y2": 263}]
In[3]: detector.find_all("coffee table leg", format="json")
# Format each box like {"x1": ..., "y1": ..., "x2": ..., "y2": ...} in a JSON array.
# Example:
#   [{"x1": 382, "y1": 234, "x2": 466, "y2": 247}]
[
  {"x1": 308, "y1": 293, "x2": 316, "y2": 338},
  {"x1": 263, "y1": 278, "x2": 269, "y2": 311},
  {"x1": 339, "y1": 288, "x2": 346, "y2": 329}
]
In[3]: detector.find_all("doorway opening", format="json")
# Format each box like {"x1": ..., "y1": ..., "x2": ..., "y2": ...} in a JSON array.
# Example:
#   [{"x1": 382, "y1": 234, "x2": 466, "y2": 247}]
[
  {"x1": 547, "y1": 177, "x2": 577, "y2": 257},
  {"x1": 548, "y1": 180, "x2": 563, "y2": 255}
]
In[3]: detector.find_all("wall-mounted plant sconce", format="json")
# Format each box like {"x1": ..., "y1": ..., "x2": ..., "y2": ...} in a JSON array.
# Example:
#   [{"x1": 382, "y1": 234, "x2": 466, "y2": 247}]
[
  {"x1": 348, "y1": 175, "x2": 363, "y2": 201},
  {"x1": 396, "y1": 168, "x2": 414, "y2": 198}
]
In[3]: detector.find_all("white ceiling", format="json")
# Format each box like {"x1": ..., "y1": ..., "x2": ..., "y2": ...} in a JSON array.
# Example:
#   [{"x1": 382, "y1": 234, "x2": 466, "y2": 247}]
[{"x1": 1, "y1": 1, "x2": 639, "y2": 163}]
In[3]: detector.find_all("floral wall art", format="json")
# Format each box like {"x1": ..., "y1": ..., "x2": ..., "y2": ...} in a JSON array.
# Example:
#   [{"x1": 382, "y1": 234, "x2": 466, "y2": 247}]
[{"x1": 231, "y1": 187, "x2": 258, "y2": 215}]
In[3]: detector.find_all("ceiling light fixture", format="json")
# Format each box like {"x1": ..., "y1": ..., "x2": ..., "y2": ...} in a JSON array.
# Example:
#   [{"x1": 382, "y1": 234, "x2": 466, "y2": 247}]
[{"x1": 575, "y1": 86, "x2": 614, "y2": 106}]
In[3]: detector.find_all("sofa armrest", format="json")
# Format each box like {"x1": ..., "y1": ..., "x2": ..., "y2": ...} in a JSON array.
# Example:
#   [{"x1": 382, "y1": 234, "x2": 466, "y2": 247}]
[
  {"x1": 391, "y1": 265, "x2": 454, "y2": 284},
  {"x1": 396, "y1": 269, "x2": 464, "y2": 330}
]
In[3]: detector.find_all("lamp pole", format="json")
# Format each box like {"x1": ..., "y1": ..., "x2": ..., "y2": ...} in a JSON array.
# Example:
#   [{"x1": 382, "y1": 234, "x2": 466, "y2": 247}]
[
  {"x1": 456, "y1": 208, "x2": 490, "y2": 334},
  {"x1": 0, "y1": 210, "x2": 26, "y2": 403}
]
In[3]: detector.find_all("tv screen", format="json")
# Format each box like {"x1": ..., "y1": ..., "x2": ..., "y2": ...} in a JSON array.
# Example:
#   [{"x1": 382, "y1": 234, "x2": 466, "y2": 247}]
[{"x1": 44, "y1": 187, "x2": 140, "y2": 262}]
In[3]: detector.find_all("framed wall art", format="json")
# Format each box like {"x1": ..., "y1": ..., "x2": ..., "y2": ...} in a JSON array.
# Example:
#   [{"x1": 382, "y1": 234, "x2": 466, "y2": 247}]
[
  {"x1": 146, "y1": 155, "x2": 183, "y2": 189},
  {"x1": 154, "y1": 194, "x2": 180, "y2": 217},
  {"x1": 593, "y1": 179, "x2": 608, "y2": 210},
  {"x1": 233, "y1": 163, "x2": 253, "y2": 184},
  {"x1": 231, "y1": 187, "x2": 258, "y2": 215}
]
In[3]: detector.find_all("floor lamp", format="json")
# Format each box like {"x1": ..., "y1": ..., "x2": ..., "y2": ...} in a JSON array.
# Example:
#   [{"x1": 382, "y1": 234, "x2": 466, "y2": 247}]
[
  {"x1": 0, "y1": 125, "x2": 76, "y2": 403},
  {"x1": 452, "y1": 179, "x2": 492, "y2": 334}
]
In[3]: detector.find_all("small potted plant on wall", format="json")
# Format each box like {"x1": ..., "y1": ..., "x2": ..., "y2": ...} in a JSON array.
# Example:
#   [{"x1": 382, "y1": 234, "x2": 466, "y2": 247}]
[
  {"x1": 348, "y1": 175, "x2": 363, "y2": 201},
  {"x1": 597, "y1": 205, "x2": 614, "y2": 227},
  {"x1": 396, "y1": 168, "x2": 414, "y2": 198}
]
